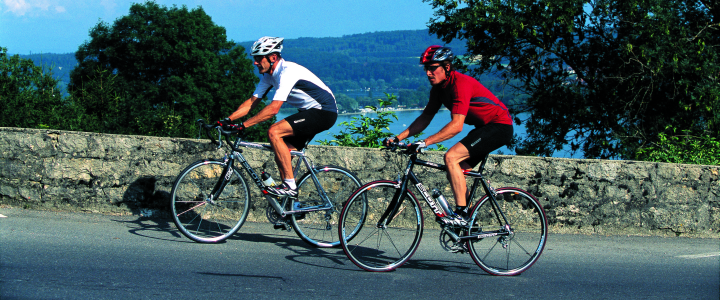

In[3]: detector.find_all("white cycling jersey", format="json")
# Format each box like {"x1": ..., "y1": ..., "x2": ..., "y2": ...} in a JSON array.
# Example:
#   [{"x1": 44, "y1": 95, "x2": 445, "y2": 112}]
[{"x1": 253, "y1": 59, "x2": 337, "y2": 113}]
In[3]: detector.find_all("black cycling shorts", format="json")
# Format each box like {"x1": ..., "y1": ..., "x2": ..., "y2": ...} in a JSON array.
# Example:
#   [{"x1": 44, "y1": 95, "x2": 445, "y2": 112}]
[
  {"x1": 283, "y1": 109, "x2": 338, "y2": 150},
  {"x1": 459, "y1": 123, "x2": 513, "y2": 167}
]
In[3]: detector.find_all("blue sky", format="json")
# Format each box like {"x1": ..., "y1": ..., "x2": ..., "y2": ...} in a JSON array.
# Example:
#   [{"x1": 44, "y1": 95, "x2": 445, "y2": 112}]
[{"x1": 1, "y1": 0, "x2": 438, "y2": 54}]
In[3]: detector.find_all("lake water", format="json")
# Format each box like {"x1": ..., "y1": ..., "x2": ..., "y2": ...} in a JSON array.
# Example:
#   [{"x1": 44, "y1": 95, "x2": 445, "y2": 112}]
[{"x1": 277, "y1": 109, "x2": 579, "y2": 158}]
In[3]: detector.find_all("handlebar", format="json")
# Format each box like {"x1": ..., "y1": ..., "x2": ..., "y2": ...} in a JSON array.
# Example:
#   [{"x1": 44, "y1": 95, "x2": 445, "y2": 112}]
[
  {"x1": 196, "y1": 119, "x2": 245, "y2": 149},
  {"x1": 384, "y1": 141, "x2": 426, "y2": 154}
]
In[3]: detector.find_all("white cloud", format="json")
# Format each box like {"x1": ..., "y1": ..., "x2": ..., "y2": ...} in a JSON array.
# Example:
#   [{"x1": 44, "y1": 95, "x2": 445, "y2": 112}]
[
  {"x1": 2, "y1": 0, "x2": 67, "y2": 16},
  {"x1": 3, "y1": 0, "x2": 32, "y2": 16}
]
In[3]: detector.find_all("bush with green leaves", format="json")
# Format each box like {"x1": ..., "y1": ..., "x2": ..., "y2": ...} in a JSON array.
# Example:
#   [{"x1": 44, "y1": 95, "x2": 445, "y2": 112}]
[
  {"x1": 318, "y1": 93, "x2": 447, "y2": 150},
  {"x1": 635, "y1": 126, "x2": 719, "y2": 165},
  {"x1": 318, "y1": 93, "x2": 399, "y2": 148}
]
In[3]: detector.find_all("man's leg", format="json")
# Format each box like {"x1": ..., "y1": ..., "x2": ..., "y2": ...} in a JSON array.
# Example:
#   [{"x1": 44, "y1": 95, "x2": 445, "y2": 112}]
[
  {"x1": 267, "y1": 120, "x2": 295, "y2": 181},
  {"x1": 444, "y1": 142, "x2": 472, "y2": 207},
  {"x1": 270, "y1": 109, "x2": 336, "y2": 191}
]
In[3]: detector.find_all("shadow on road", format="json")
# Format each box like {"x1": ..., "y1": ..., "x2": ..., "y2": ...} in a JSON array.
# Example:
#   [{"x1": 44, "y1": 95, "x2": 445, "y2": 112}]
[
  {"x1": 114, "y1": 215, "x2": 489, "y2": 276},
  {"x1": 113, "y1": 216, "x2": 193, "y2": 243}
]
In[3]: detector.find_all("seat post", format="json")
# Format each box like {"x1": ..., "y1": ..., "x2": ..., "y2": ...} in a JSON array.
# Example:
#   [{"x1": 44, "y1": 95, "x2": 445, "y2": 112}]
[{"x1": 477, "y1": 154, "x2": 490, "y2": 173}]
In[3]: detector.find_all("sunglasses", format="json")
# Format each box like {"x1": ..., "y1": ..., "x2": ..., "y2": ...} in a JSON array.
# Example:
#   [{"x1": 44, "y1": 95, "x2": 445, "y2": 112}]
[
  {"x1": 423, "y1": 64, "x2": 443, "y2": 72},
  {"x1": 253, "y1": 56, "x2": 267, "y2": 63}
]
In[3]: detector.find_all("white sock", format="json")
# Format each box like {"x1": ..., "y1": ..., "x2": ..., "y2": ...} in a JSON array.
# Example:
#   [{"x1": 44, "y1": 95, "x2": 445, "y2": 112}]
[{"x1": 284, "y1": 179, "x2": 296, "y2": 189}]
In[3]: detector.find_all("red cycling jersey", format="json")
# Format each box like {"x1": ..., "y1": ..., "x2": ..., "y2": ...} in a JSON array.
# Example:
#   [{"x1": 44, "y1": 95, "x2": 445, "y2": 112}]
[{"x1": 424, "y1": 71, "x2": 512, "y2": 126}]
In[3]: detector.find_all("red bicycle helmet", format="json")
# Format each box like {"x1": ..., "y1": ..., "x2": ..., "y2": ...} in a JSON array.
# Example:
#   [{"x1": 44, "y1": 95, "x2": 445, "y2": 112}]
[{"x1": 420, "y1": 45, "x2": 454, "y2": 64}]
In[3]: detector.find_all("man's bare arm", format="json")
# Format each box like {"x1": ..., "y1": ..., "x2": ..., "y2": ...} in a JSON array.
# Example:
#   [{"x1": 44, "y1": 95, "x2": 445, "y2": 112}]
[
  {"x1": 424, "y1": 113, "x2": 465, "y2": 145},
  {"x1": 238, "y1": 100, "x2": 283, "y2": 128}
]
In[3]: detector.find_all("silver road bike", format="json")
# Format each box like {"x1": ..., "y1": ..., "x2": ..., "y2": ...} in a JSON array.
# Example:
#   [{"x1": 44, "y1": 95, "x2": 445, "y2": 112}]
[{"x1": 171, "y1": 119, "x2": 365, "y2": 247}]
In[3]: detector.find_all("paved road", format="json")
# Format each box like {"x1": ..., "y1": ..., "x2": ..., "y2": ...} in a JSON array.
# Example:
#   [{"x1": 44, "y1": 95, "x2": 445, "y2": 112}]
[{"x1": 1, "y1": 208, "x2": 718, "y2": 299}]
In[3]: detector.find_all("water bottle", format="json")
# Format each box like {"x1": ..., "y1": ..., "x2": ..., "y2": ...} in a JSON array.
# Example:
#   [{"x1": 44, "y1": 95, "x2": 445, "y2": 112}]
[
  {"x1": 261, "y1": 172, "x2": 276, "y2": 186},
  {"x1": 432, "y1": 189, "x2": 454, "y2": 216}
]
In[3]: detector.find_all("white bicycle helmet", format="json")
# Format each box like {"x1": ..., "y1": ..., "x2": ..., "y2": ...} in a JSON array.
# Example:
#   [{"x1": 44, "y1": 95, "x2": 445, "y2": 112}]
[{"x1": 251, "y1": 36, "x2": 284, "y2": 56}]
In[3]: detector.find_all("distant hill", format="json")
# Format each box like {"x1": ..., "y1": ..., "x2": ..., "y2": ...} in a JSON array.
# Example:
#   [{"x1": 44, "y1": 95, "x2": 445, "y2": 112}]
[{"x1": 19, "y1": 29, "x2": 466, "y2": 96}]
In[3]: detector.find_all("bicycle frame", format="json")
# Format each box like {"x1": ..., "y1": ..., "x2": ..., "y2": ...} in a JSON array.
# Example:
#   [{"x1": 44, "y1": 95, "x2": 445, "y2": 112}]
[
  {"x1": 209, "y1": 133, "x2": 335, "y2": 218},
  {"x1": 378, "y1": 151, "x2": 512, "y2": 241}
]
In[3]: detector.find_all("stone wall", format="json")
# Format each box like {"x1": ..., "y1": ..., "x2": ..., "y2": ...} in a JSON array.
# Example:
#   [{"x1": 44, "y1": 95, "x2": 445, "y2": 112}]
[{"x1": 1, "y1": 127, "x2": 718, "y2": 237}]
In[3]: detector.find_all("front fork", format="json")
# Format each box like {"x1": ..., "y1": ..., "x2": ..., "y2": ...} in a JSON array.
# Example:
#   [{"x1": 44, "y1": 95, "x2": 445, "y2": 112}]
[
  {"x1": 376, "y1": 179, "x2": 409, "y2": 228},
  {"x1": 207, "y1": 158, "x2": 234, "y2": 204}
]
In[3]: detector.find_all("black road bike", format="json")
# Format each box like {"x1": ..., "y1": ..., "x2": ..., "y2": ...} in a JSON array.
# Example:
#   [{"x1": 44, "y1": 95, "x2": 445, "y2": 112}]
[
  {"x1": 170, "y1": 120, "x2": 364, "y2": 247},
  {"x1": 338, "y1": 142, "x2": 547, "y2": 275}
]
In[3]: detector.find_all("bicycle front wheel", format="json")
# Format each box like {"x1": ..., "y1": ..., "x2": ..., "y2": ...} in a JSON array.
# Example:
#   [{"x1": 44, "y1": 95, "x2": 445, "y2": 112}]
[
  {"x1": 170, "y1": 160, "x2": 250, "y2": 243},
  {"x1": 291, "y1": 166, "x2": 363, "y2": 248},
  {"x1": 467, "y1": 187, "x2": 547, "y2": 276},
  {"x1": 339, "y1": 181, "x2": 423, "y2": 272}
]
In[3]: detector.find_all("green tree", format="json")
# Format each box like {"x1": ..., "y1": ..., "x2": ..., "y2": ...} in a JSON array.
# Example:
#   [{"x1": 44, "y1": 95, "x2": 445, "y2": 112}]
[
  {"x1": 0, "y1": 47, "x2": 69, "y2": 129},
  {"x1": 68, "y1": 1, "x2": 270, "y2": 140},
  {"x1": 69, "y1": 66, "x2": 126, "y2": 133},
  {"x1": 398, "y1": 88, "x2": 429, "y2": 108},
  {"x1": 426, "y1": 0, "x2": 719, "y2": 159},
  {"x1": 335, "y1": 93, "x2": 358, "y2": 112}
]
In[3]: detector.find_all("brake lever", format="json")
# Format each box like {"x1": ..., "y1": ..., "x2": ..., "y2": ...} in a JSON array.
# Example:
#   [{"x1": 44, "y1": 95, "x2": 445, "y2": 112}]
[{"x1": 385, "y1": 142, "x2": 407, "y2": 152}]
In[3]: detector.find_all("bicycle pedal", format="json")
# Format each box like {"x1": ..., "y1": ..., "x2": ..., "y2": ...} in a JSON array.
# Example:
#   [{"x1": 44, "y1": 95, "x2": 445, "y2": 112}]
[
  {"x1": 450, "y1": 246, "x2": 468, "y2": 254},
  {"x1": 272, "y1": 221, "x2": 282, "y2": 230},
  {"x1": 273, "y1": 221, "x2": 291, "y2": 231}
]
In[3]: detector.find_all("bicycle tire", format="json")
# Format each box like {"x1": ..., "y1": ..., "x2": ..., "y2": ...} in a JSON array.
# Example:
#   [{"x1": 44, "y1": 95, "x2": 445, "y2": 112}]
[
  {"x1": 339, "y1": 181, "x2": 423, "y2": 272},
  {"x1": 466, "y1": 187, "x2": 547, "y2": 276},
  {"x1": 170, "y1": 160, "x2": 250, "y2": 243},
  {"x1": 291, "y1": 166, "x2": 363, "y2": 248}
]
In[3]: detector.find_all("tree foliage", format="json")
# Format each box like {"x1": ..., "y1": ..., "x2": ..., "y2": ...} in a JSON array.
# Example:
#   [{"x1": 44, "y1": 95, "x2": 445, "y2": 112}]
[
  {"x1": 427, "y1": 0, "x2": 719, "y2": 159},
  {"x1": 68, "y1": 1, "x2": 269, "y2": 140},
  {"x1": 0, "y1": 47, "x2": 69, "y2": 129}
]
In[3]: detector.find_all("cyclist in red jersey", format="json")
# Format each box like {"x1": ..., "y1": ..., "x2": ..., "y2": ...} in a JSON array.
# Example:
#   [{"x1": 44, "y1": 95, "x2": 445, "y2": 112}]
[{"x1": 385, "y1": 45, "x2": 513, "y2": 224}]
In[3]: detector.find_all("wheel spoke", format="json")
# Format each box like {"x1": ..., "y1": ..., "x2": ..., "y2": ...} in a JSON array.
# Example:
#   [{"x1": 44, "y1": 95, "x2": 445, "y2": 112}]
[{"x1": 175, "y1": 201, "x2": 207, "y2": 217}]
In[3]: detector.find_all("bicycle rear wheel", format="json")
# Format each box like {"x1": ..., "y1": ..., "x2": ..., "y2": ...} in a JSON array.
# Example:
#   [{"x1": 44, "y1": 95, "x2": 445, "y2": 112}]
[
  {"x1": 466, "y1": 187, "x2": 547, "y2": 275},
  {"x1": 291, "y1": 166, "x2": 363, "y2": 248},
  {"x1": 339, "y1": 181, "x2": 423, "y2": 272},
  {"x1": 171, "y1": 160, "x2": 250, "y2": 243}
]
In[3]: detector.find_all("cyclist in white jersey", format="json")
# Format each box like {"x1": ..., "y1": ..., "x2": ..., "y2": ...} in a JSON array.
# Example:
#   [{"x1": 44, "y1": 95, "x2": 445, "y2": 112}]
[{"x1": 220, "y1": 36, "x2": 338, "y2": 198}]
